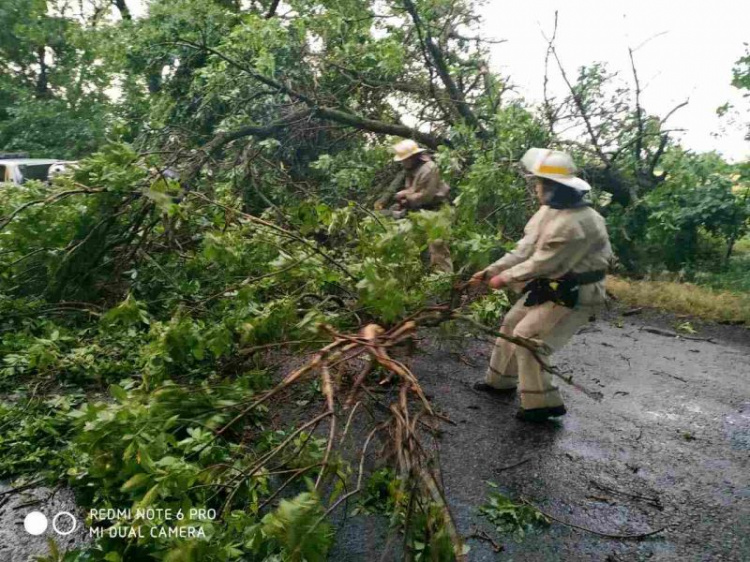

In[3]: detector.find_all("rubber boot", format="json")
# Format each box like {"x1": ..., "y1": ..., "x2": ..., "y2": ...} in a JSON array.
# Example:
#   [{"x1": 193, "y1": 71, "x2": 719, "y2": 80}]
[
  {"x1": 515, "y1": 405, "x2": 567, "y2": 422},
  {"x1": 473, "y1": 380, "x2": 516, "y2": 397}
]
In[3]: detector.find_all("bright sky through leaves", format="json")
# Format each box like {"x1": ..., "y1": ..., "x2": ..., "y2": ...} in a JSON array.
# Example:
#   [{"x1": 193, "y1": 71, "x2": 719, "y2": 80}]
[{"x1": 483, "y1": 0, "x2": 750, "y2": 161}]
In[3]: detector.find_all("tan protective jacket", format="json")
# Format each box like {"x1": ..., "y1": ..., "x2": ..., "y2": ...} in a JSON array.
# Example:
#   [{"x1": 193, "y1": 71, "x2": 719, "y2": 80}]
[
  {"x1": 486, "y1": 205, "x2": 613, "y2": 305},
  {"x1": 402, "y1": 160, "x2": 450, "y2": 208}
]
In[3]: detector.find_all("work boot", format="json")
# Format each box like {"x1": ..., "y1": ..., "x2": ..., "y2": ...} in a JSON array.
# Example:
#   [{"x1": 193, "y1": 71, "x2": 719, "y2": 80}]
[
  {"x1": 515, "y1": 405, "x2": 567, "y2": 422},
  {"x1": 473, "y1": 380, "x2": 516, "y2": 397}
]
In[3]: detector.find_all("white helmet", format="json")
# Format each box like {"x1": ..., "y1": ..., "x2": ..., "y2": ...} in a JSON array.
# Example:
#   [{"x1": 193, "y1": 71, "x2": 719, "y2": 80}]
[
  {"x1": 520, "y1": 148, "x2": 591, "y2": 192},
  {"x1": 392, "y1": 139, "x2": 427, "y2": 162}
]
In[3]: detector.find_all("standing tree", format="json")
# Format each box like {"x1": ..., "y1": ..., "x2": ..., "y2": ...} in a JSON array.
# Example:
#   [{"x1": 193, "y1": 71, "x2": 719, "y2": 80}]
[{"x1": 0, "y1": 0, "x2": 114, "y2": 157}]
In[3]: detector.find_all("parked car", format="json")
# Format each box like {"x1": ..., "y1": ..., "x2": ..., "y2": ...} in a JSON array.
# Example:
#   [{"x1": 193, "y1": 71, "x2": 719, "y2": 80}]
[{"x1": 0, "y1": 153, "x2": 77, "y2": 184}]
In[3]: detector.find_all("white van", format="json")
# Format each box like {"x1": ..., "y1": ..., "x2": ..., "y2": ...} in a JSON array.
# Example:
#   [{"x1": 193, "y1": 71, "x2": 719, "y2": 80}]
[{"x1": 0, "y1": 156, "x2": 77, "y2": 184}]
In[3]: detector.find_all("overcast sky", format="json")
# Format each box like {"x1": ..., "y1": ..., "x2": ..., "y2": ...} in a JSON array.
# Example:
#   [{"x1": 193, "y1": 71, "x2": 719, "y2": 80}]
[{"x1": 481, "y1": 0, "x2": 750, "y2": 161}]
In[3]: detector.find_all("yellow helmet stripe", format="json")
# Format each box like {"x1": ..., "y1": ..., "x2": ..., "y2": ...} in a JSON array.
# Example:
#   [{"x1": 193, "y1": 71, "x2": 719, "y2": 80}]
[{"x1": 537, "y1": 164, "x2": 571, "y2": 175}]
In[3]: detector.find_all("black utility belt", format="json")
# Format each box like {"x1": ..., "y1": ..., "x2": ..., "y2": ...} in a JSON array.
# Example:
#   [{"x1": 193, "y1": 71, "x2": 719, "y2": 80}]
[{"x1": 522, "y1": 270, "x2": 606, "y2": 309}]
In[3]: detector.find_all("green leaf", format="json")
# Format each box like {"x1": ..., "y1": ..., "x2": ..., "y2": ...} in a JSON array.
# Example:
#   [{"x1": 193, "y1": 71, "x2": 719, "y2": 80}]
[
  {"x1": 139, "y1": 483, "x2": 161, "y2": 507},
  {"x1": 121, "y1": 473, "x2": 150, "y2": 492},
  {"x1": 110, "y1": 384, "x2": 128, "y2": 403}
]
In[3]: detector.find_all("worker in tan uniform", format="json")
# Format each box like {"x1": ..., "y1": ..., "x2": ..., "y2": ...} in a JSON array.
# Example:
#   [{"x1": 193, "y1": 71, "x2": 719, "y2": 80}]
[
  {"x1": 469, "y1": 148, "x2": 613, "y2": 422},
  {"x1": 391, "y1": 140, "x2": 449, "y2": 210},
  {"x1": 377, "y1": 139, "x2": 453, "y2": 272}
]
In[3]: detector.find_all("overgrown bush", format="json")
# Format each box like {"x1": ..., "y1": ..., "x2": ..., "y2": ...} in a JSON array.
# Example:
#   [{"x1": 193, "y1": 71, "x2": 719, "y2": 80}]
[{"x1": 607, "y1": 150, "x2": 749, "y2": 274}]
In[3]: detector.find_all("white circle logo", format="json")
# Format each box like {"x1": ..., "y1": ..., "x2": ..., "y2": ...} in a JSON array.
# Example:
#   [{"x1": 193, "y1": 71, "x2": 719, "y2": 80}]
[
  {"x1": 23, "y1": 511, "x2": 48, "y2": 535},
  {"x1": 52, "y1": 512, "x2": 77, "y2": 536}
]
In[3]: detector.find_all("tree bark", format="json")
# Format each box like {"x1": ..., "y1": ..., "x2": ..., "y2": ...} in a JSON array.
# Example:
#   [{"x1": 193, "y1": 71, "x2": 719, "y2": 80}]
[
  {"x1": 35, "y1": 46, "x2": 49, "y2": 98},
  {"x1": 183, "y1": 106, "x2": 450, "y2": 183},
  {"x1": 183, "y1": 109, "x2": 314, "y2": 182},
  {"x1": 265, "y1": 0, "x2": 281, "y2": 18},
  {"x1": 113, "y1": 0, "x2": 131, "y2": 20},
  {"x1": 313, "y1": 107, "x2": 447, "y2": 149},
  {"x1": 582, "y1": 165, "x2": 634, "y2": 208}
]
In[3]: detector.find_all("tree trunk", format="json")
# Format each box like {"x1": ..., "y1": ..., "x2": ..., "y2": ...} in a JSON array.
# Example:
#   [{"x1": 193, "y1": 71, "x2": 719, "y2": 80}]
[
  {"x1": 35, "y1": 46, "x2": 49, "y2": 99},
  {"x1": 113, "y1": 0, "x2": 131, "y2": 20}
]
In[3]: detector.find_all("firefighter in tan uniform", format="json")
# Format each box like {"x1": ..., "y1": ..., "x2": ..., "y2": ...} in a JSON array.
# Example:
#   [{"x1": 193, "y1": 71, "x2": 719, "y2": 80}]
[
  {"x1": 469, "y1": 148, "x2": 613, "y2": 422},
  {"x1": 392, "y1": 140, "x2": 449, "y2": 210},
  {"x1": 377, "y1": 140, "x2": 453, "y2": 272}
]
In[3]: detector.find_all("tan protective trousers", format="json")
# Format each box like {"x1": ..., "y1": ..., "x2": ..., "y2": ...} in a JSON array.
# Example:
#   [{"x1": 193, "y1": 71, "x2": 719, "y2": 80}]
[{"x1": 485, "y1": 296, "x2": 593, "y2": 410}]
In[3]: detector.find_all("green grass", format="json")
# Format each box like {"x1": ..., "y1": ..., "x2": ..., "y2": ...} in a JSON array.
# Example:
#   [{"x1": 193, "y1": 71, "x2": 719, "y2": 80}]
[{"x1": 608, "y1": 236, "x2": 750, "y2": 323}]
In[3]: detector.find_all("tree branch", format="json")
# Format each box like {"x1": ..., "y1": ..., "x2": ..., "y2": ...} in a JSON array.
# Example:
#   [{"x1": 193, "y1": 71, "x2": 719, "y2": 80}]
[
  {"x1": 541, "y1": 24, "x2": 611, "y2": 168},
  {"x1": 183, "y1": 108, "x2": 314, "y2": 181},
  {"x1": 542, "y1": 12, "x2": 560, "y2": 135},
  {"x1": 313, "y1": 106, "x2": 445, "y2": 148},
  {"x1": 113, "y1": 0, "x2": 131, "y2": 20},
  {"x1": 401, "y1": 0, "x2": 485, "y2": 134},
  {"x1": 0, "y1": 188, "x2": 106, "y2": 233},
  {"x1": 265, "y1": 0, "x2": 281, "y2": 18},
  {"x1": 628, "y1": 47, "x2": 645, "y2": 166},
  {"x1": 659, "y1": 100, "x2": 689, "y2": 126},
  {"x1": 174, "y1": 41, "x2": 449, "y2": 153}
]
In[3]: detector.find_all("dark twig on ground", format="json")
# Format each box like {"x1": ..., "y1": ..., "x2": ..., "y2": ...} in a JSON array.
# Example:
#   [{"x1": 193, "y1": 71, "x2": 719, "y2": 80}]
[
  {"x1": 641, "y1": 326, "x2": 714, "y2": 343},
  {"x1": 589, "y1": 480, "x2": 663, "y2": 510},
  {"x1": 469, "y1": 527, "x2": 503, "y2": 552},
  {"x1": 522, "y1": 498, "x2": 667, "y2": 540},
  {"x1": 496, "y1": 457, "x2": 532, "y2": 472},
  {"x1": 622, "y1": 308, "x2": 644, "y2": 316},
  {"x1": 0, "y1": 478, "x2": 45, "y2": 498}
]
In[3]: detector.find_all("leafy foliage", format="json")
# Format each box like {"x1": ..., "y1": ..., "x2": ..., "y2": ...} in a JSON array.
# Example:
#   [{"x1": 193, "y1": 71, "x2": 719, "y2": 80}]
[
  {"x1": 259, "y1": 492, "x2": 333, "y2": 561},
  {"x1": 731, "y1": 45, "x2": 750, "y2": 142},
  {"x1": 0, "y1": 0, "x2": 113, "y2": 157},
  {"x1": 0, "y1": 393, "x2": 80, "y2": 478},
  {"x1": 469, "y1": 290, "x2": 510, "y2": 326},
  {"x1": 478, "y1": 483, "x2": 549, "y2": 541},
  {"x1": 608, "y1": 149, "x2": 750, "y2": 272},
  {"x1": 356, "y1": 468, "x2": 459, "y2": 561}
]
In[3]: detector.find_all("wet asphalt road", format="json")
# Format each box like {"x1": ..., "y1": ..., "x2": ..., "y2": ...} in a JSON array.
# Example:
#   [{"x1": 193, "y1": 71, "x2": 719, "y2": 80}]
[{"x1": 401, "y1": 308, "x2": 750, "y2": 561}]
